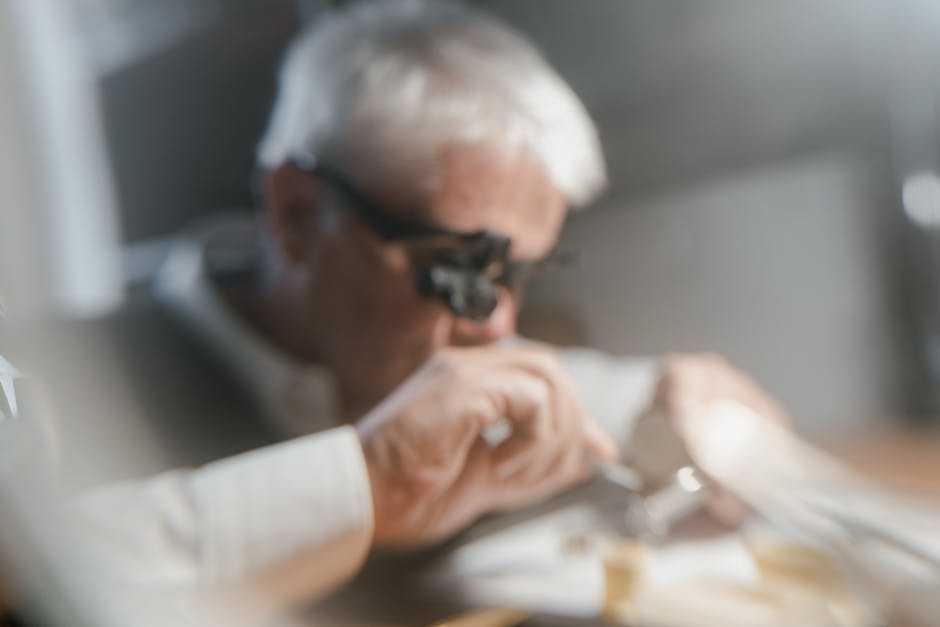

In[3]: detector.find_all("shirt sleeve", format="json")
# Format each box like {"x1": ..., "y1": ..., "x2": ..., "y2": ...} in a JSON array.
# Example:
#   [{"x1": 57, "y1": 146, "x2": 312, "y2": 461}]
[
  {"x1": 555, "y1": 346, "x2": 661, "y2": 450},
  {"x1": 72, "y1": 425, "x2": 374, "y2": 609}
]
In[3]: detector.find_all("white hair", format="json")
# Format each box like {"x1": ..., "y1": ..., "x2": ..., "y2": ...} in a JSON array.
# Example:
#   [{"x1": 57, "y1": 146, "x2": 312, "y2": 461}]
[{"x1": 256, "y1": 0, "x2": 606, "y2": 208}]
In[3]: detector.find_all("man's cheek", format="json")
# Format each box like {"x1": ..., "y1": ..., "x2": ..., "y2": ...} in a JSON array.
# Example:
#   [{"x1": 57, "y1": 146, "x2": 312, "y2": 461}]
[{"x1": 395, "y1": 312, "x2": 453, "y2": 371}]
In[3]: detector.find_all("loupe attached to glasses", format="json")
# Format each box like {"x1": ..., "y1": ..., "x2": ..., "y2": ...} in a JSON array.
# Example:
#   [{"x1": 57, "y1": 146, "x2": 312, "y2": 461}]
[
  {"x1": 300, "y1": 162, "x2": 539, "y2": 322},
  {"x1": 416, "y1": 231, "x2": 511, "y2": 322}
]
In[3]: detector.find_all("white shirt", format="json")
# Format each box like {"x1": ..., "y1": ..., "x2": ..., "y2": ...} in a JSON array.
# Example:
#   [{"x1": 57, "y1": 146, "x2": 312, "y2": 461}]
[{"x1": 73, "y1": 216, "x2": 658, "y2": 613}]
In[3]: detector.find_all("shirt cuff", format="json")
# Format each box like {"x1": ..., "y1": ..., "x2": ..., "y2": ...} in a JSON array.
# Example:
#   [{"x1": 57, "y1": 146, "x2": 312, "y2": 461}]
[{"x1": 191, "y1": 425, "x2": 374, "y2": 583}]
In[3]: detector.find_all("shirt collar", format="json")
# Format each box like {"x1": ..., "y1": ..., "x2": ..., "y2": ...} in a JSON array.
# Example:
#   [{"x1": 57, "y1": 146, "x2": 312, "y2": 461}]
[{"x1": 154, "y1": 216, "x2": 341, "y2": 436}]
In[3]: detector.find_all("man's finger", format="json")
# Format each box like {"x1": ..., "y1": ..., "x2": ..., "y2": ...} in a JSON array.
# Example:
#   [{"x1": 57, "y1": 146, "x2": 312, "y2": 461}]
[
  {"x1": 494, "y1": 346, "x2": 618, "y2": 465},
  {"x1": 483, "y1": 371, "x2": 556, "y2": 476},
  {"x1": 582, "y1": 418, "x2": 618, "y2": 461}
]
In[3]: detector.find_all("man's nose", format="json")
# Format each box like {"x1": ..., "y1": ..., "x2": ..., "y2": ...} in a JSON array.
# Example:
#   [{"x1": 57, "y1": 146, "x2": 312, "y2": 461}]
[{"x1": 451, "y1": 286, "x2": 518, "y2": 345}]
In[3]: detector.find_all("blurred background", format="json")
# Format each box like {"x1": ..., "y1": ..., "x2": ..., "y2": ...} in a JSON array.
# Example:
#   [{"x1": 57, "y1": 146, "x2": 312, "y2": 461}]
[
  {"x1": 5, "y1": 0, "x2": 940, "y2": 439},
  {"x1": 4, "y1": 1, "x2": 940, "y2": 625}
]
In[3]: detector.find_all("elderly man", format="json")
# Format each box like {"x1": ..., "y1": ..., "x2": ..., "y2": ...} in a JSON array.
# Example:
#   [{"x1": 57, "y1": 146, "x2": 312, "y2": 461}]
[{"x1": 63, "y1": 0, "x2": 788, "y2": 616}]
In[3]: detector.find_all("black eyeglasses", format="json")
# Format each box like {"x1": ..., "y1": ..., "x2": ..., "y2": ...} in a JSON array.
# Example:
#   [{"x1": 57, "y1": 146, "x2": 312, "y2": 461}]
[{"x1": 295, "y1": 161, "x2": 559, "y2": 321}]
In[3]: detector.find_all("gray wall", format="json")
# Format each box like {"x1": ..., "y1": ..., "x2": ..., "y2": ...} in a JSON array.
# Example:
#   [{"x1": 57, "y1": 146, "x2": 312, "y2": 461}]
[
  {"x1": 523, "y1": 154, "x2": 905, "y2": 435},
  {"x1": 480, "y1": 0, "x2": 939, "y2": 432}
]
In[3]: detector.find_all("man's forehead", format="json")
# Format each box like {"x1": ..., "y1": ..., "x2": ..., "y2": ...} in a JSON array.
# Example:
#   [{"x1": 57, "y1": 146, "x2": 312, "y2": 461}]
[{"x1": 421, "y1": 143, "x2": 568, "y2": 258}]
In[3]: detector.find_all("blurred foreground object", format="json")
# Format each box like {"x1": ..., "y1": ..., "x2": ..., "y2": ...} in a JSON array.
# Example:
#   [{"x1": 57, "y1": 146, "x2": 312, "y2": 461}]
[
  {"x1": 603, "y1": 531, "x2": 874, "y2": 627},
  {"x1": 0, "y1": 356, "x2": 19, "y2": 423},
  {"x1": 429, "y1": 400, "x2": 940, "y2": 626},
  {"x1": 677, "y1": 400, "x2": 940, "y2": 625},
  {"x1": 0, "y1": 0, "x2": 122, "y2": 319},
  {"x1": 0, "y1": 345, "x2": 178, "y2": 627}
]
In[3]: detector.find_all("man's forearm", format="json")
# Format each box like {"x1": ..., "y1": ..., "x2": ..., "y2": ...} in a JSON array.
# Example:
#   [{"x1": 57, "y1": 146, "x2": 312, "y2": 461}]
[{"x1": 73, "y1": 426, "x2": 374, "y2": 614}]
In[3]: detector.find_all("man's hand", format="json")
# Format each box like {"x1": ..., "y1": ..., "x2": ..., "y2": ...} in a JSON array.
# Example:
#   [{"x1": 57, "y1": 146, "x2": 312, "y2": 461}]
[
  {"x1": 648, "y1": 353, "x2": 790, "y2": 524},
  {"x1": 356, "y1": 346, "x2": 617, "y2": 548}
]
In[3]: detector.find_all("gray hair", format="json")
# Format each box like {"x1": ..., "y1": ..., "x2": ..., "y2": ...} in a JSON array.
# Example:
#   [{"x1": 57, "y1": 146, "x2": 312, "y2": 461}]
[{"x1": 256, "y1": 0, "x2": 606, "y2": 207}]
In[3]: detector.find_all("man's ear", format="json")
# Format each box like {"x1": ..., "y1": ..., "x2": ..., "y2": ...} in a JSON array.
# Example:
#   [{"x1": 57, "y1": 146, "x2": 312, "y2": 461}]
[{"x1": 262, "y1": 162, "x2": 327, "y2": 266}]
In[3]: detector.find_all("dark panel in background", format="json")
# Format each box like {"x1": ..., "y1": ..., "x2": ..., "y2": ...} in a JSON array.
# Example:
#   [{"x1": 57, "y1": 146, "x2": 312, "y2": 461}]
[{"x1": 89, "y1": 0, "x2": 301, "y2": 242}]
